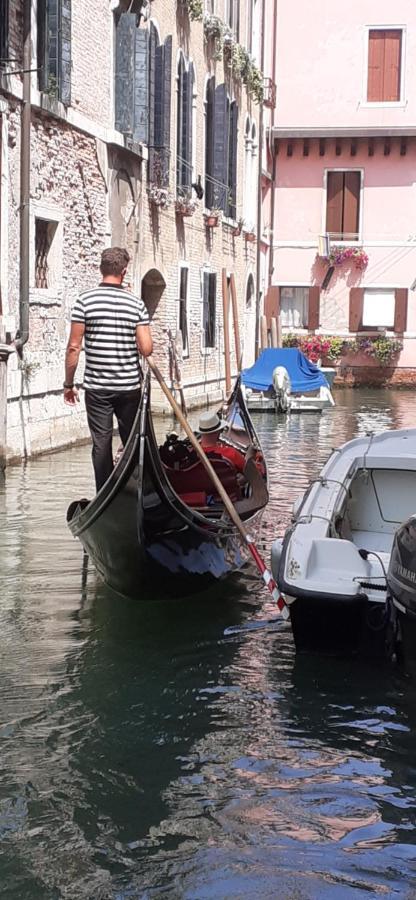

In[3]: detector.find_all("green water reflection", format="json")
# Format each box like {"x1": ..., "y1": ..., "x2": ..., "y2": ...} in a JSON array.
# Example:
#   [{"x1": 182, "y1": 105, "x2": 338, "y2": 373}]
[{"x1": 0, "y1": 388, "x2": 416, "y2": 898}]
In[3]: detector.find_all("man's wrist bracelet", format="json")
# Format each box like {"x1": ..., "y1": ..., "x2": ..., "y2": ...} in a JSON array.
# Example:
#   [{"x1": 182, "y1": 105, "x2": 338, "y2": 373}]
[{"x1": 63, "y1": 382, "x2": 74, "y2": 389}]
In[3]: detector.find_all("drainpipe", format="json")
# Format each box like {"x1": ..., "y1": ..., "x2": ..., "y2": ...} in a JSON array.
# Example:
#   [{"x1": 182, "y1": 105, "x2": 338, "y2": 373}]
[
  {"x1": 254, "y1": 0, "x2": 266, "y2": 360},
  {"x1": 267, "y1": 0, "x2": 278, "y2": 341},
  {"x1": 254, "y1": 0, "x2": 266, "y2": 359},
  {"x1": 15, "y1": 0, "x2": 31, "y2": 351}
]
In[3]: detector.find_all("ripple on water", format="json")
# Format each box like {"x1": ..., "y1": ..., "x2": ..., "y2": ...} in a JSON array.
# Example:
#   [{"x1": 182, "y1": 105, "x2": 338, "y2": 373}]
[{"x1": 1, "y1": 390, "x2": 416, "y2": 898}]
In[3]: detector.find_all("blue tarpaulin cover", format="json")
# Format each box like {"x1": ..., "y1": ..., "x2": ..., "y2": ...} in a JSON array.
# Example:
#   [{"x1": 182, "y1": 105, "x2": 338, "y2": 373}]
[{"x1": 241, "y1": 348, "x2": 329, "y2": 393}]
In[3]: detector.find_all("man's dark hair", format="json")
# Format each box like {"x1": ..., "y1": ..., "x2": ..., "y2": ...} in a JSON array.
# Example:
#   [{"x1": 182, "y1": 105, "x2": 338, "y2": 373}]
[{"x1": 100, "y1": 247, "x2": 130, "y2": 276}]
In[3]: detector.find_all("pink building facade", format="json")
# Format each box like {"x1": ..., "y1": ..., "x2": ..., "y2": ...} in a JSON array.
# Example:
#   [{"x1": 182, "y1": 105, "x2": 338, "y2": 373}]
[{"x1": 265, "y1": 0, "x2": 416, "y2": 382}]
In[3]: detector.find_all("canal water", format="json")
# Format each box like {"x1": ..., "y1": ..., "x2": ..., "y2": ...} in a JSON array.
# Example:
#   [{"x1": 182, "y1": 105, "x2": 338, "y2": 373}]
[{"x1": 1, "y1": 388, "x2": 416, "y2": 899}]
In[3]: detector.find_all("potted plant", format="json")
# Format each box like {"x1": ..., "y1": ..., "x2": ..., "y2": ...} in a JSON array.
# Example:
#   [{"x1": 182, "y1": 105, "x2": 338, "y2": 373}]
[
  {"x1": 317, "y1": 245, "x2": 369, "y2": 271},
  {"x1": 232, "y1": 217, "x2": 245, "y2": 237},
  {"x1": 147, "y1": 185, "x2": 171, "y2": 210},
  {"x1": 244, "y1": 223, "x2": 256, "y2": 243},
  {"x1": 175, "y1": 195, "x2": 198, "y2": 217},
  {"x1": 204, "y1": 208, "x2": 222, "y2": 228},
  {"x1": 178, "y1": 0, "x2": 203, "y2": 21}
]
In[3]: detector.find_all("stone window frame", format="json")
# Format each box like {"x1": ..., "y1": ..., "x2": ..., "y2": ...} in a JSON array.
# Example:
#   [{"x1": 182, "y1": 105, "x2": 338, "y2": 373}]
[{"x1": 30, "y1": 202, "x2": 64, "y2": 303}]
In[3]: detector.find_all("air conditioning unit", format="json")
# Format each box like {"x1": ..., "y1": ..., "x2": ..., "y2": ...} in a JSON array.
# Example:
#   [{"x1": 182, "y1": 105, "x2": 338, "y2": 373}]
[{"x1": 318, "y1": 234, "x2": 331, "y2": 258}]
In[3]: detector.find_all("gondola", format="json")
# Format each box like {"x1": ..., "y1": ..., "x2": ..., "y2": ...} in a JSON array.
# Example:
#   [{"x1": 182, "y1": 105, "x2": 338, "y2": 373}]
[{"x1": 67, "y1": 372, "x2": 269, "y2": 598}]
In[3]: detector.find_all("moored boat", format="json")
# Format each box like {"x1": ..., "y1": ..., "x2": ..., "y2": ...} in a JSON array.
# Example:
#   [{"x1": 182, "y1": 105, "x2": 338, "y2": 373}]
[
  {"x1": 271, "y1": 428, "x2": 416, "y2": 660},
  {"x1": 241, "y1": 348, "x2": 334, "y2": 413},
  {"x1": 67, "y1": 373, "x2": 269, "y2": 598}
]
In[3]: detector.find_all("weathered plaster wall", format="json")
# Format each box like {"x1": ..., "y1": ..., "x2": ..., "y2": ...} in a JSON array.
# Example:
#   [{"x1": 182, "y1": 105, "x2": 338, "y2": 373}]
[{"x1": 276, "y1": 0, "x2": 416, "y2": 130}]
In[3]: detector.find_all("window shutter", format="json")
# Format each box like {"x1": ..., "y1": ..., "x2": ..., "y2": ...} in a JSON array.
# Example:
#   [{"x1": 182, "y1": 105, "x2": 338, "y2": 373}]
[
  {"x1": 264, "y1": 286, "x2": 280, "y2": 325},
  {"x1": 148, "y1": 23, "x2": 157, "y2": 180},
  {"x1": 179, "y1": 267, "x2": 188, "y2": 353},
  {"x1": 307, "y1": 286, "x2": 320, "y2": 331},
  {"x1": 47, "y1": 0, "x2": 59, "y2": 94},
  {"x1": 161, "y1": 36, "x2": 172, "y2": 186},
  {"x1": 205, "y1": 77, "x2": 215, "y2": 209},
  {"x1": 133, "y1": 27, "x2": 148, "y2": 143},
  {"x1": 0, "y1": 0, "x2": 9, "y2": 66},
  {"x1": 183, "y1": 63, "x2": 194, "y2": 192},
  {"x1": 176, "y1": 56, "x2": 185, "y2": 192},
  {"x1": 37, "y1": 0, "x2": 48, "y2": 91},
  {"x1": 208, "y1": 273, "x2": 217, "y2": 346},
  {"x1": 384, "y1": 30, "x2": 401, "y2": 102},
  {"x1": 394, "y1": 288, "x2": 408, "y2": 333},
  {"x1": 213, "y1": 84, "x2": 228, "y2": 210},
  {"x1": 203, "y1": 271, "x2": 209, "y2": 345},
  {"x1": 343, "y1": 171, "x2": 360, "y2": 239},
  {"x1": 60, "y1": 0, "x2": 71, "y2": 105},
  {"x1": 115, "y1": 13, "x2": 136, "y2": 135},
  {"x1": 227, "y1": 101, "x2": 238, "y2": 219},
  {"x1": 367, "y1": 30, "x2": 384, "y2": 101},
  {"x1": 326, "y1": 171, "x2": 344, "y2": 238},
  {"x1": 349, "y1": 288, "x2": 364, "y2": 332}
]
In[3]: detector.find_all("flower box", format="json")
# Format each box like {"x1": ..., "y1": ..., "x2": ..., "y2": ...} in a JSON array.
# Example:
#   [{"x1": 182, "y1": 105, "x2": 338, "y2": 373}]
[
  {"x1": 244, "y1": 230, "x2": 256, "y2": 243},
  {"x1": 204, "y1": 212, "x2": 220, "y2": 228},
  {"x1": 175, "y1": 198, "x2": 197, "y2": 217}
]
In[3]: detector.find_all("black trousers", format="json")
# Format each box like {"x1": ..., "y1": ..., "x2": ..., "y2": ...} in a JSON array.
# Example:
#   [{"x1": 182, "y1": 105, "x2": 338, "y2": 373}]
[{"x1": 85, "y1": 389, "x2": 141, "y2": 492}]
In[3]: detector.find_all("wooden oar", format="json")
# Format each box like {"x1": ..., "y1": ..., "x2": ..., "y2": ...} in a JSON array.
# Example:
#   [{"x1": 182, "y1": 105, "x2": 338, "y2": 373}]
[{"x1": 147, "y1": 356, "x2": 289, "y2": 620}]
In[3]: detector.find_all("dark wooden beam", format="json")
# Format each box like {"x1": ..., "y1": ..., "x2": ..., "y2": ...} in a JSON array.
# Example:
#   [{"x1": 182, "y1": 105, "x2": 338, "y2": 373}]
[
  {"x1": 400, "y1": 137, "x2": 407, "y2": 156},
  {"x1": 287, "y1": 141, "x2": 293, "y2": 157},
  {"x1": 384, "y1": 138, "x2": 391, "y2": 156},
  {"x1": 303, "y1": 139, "x2": 309, "y2": 157},
  {"x1": 368, "y1": 138, "x2": 374, "y2": 157},
  {"x1": 319, "y1": 138, "x2": 325, "y2": 157},
  {"x1": 350, "y1": 139, "x2": 357, "y2": 157},
  {"x1": 335, "y1": 140, "x2": 341, "y2": 156}
]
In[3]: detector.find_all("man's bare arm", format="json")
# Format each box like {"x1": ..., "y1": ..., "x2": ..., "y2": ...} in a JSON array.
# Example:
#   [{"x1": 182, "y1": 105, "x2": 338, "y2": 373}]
[
  {"x1": 136, "y1": 324, "x2": 153, "y2": 358},
  {"x1": 65, "y1": 322, "x2": 85, "y2": 385}
]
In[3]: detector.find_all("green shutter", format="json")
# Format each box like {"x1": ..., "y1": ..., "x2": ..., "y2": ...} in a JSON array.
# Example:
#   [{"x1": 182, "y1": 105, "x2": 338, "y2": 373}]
[
  {"x1": 133, "y1": 27, "x2": 148, "y2": 143},
  {"x1": 115, "y1": 13, "x2": 136, "y2": 135},
  {"x1": 227, "y1": 101, "x2": 238, "y2": 219},
  {"x1": 60, "y1": 0, "x2": 71, "y2": 106},
  {"x1": 213, "y1": 84, "x2": 227, "y2": 210}
]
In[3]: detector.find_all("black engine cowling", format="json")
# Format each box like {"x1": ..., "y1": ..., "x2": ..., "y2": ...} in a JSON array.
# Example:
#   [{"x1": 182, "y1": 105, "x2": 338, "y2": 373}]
[{"x1": 387, "y1": 515, "x2": 416, "y2": 619}]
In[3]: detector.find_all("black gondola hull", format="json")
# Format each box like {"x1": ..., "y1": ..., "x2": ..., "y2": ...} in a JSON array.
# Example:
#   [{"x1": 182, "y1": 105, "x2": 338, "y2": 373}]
[{"x1": 67, "y1": 376, "x2": 268, "y2": 598}]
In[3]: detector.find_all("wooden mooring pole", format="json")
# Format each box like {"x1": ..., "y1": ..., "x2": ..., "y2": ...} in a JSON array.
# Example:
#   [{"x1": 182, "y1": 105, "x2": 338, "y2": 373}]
[
  {"x1": 222, "y1": 268, "x2": 232, "y2": 395},
  {"x1": 0, "y1": 321, "x2": 12, "y2": 472}
]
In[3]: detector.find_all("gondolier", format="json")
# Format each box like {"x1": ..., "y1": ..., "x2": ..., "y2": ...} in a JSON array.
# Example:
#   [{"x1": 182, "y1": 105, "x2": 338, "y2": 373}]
[{"x1": 64, "y1": 247, "x2": 153, "y2": 491}]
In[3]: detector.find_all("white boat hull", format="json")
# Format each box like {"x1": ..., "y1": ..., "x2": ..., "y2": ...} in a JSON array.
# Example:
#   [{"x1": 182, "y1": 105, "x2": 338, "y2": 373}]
[
  {"x1": 271, "y1": 428, "x2": 416, "y2": 659},
  {"x1": 244, "y1": 384, "x2": 335, "y2": 414}
]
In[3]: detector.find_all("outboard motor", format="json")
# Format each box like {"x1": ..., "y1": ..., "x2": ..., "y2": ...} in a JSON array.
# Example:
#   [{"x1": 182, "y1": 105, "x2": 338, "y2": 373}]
[
  {"x1": 272, "y1": 366, "x2": 291, "y2": 412},
  {"x1": 387, "y1": 515, "x2": 416, "y2": 666}
]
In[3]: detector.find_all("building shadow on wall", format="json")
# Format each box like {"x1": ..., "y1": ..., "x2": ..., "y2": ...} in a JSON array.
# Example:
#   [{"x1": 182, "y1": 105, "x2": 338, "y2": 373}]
[{"x1": 141, "y1": 268, "x2": 166, "y2": 321}]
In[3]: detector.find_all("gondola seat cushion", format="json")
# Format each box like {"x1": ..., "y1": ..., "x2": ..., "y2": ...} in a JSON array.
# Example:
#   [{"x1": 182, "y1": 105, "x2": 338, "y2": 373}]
[{"x1": 164, "y1": 457, "x2": 241, "y2": 503}]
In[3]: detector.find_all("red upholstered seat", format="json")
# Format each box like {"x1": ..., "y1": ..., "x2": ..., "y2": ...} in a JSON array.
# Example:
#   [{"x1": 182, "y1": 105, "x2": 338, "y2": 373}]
[{"x1": 164, "y1": 455, "x2": 241, "y2": 504}]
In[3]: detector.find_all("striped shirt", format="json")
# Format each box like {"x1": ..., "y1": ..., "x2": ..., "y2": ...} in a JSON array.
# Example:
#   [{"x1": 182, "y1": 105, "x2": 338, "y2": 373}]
[{"x1": 71, "y1": 284, "x2": 150, "y2": 391}]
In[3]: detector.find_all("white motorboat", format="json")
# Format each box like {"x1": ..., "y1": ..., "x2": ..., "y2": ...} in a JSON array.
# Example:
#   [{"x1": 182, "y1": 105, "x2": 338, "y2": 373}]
[
  {"x1": 271, "y1": 428, "x2": 416, "y2": 660},
  {"x1": 241, "y1": 348, "x2": 335, "y2": 414}
]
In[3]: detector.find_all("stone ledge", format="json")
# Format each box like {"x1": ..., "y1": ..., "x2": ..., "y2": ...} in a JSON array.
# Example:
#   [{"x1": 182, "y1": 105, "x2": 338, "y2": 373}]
[{"x1": 334, "y1": 366, "x2": 416, "y2": 387}]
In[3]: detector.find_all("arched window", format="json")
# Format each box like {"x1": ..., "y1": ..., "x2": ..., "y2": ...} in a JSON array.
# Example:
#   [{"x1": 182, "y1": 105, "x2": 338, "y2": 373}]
[
  {"x1": 243, "y1": 117, "x2": 252, "y2": 225},
  {"x1": 176, "y1": 55, "x2": 194, "y2": 199},
  {"x1": 210, "y1": 84, "x2": 238, "y2": 217},
  {"x1": 250, "y1": 122, "x2": 258, "y2": 227},
  {"x1": 225, "y1": 0, "x2": 239, "y2": 40}
]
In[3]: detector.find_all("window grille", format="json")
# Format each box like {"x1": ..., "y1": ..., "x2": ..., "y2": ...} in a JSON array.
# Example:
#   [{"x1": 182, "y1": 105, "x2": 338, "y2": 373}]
[{"x1": 35, "y1": 219, "x2": 51, "y2": 288}]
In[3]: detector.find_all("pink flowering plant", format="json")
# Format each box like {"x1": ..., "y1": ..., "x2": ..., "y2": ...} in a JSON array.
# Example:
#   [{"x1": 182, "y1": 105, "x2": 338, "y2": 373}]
[
  {"x1": 283, "y1": 333, "x2": 402, "y2": 365},
  {"x1": 319, "y1": 246, "x2": 369, "y2": 271}
]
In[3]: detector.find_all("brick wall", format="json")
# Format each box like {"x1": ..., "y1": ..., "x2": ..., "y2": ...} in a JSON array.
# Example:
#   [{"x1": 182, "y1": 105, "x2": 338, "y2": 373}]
[{"x1": 2, "y1": 0, "x2": 262, "y2": 460}]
